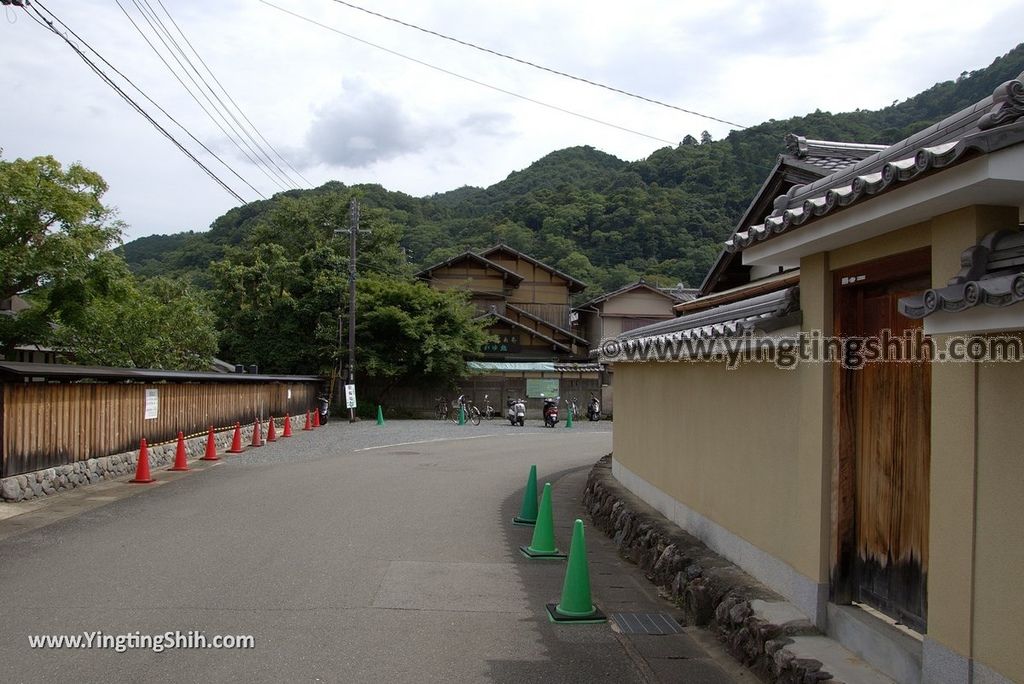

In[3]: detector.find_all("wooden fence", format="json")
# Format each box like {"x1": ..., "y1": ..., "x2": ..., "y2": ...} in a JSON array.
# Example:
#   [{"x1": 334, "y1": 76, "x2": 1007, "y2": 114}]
[{"x1": 1, "y1": 379, "x2": 320, "y2": 478}]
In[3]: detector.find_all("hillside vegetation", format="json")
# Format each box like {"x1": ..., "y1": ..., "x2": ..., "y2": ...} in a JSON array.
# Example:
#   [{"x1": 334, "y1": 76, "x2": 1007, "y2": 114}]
[{"x1": 122, "y1": 43, "x2": 1024, "y2": 298}]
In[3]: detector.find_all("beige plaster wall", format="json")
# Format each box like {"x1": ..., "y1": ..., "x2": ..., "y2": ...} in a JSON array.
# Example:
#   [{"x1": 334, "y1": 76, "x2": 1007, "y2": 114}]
[
  {"x1": 612, "y1": 361, "x2": 816, "y2": 577},
  {"x1": 927, "y1": 205, "x2": 1018, "y2": 661},
  {"x1": 972, "y1": 357, "x2": 1024, "y2": 683}
]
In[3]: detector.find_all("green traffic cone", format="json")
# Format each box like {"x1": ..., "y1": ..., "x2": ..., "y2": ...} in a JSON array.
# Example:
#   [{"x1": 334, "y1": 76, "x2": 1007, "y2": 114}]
[
  {"x1": 546, "y1": 519, "x2": 606, "y2": 623},
  {"x1": 520, "y1": 483, "x2": 566, "y2": 559},
  {"x1": 512, "y1": 465, "x2": 539, "y2": 526},
  {"x1": 565, "y1": 409, "x2": 574, "y2": 428},
  {"x1": 458, "y1": 404, "x2": 466, "y2": 425},
  {"x1": 376, "y1": 405, "x2": 384, "y2": 425}
]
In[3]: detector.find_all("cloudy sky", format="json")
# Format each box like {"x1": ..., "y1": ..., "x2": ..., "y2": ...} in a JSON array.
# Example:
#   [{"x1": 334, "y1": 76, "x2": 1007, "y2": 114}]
[{"x1": 3, "y1": 0, "x2": 1023, "y2": 241}]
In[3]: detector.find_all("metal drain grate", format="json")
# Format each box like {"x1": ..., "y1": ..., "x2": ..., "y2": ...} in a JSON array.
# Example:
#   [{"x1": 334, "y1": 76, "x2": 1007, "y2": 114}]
[{"x1": 610, "y1": 612, "x2": 682, "y2": 635}]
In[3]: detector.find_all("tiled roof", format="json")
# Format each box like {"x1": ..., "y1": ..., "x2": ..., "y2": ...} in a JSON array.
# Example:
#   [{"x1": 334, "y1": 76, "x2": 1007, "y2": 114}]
[
  {"x1": 479, "y1": 244, "x2": 588, "y2": 293},
  {"x1": 573, "y1": 280, "x2": 684, "y2": 310},
  {"x1": 614, "y1": 286, "x2": 801, "y2": 347},
  {"x1": 0, "y1": 361, "x2": 320, "y2": 383},
  {"x1": 467, "y1": 361, "x2": 602, "y2": 373},
  {"x1": 700, "y1": 135, "x2": 880, "y2": 295},
  {"x1": 552, "y1": 362, "x2": 603, "y2": 373},
  {"x1": 415, "y1": 251, "x2": 524, "y2": 284},
  {"x1": 899, "y1": 229, "x2": 1024, "y2": 319},
  {"x1": 784, "y1": 134, "x2": 888, "y2": 173},
  {"x1": 726, "y1": 73, "x2": 1024, "y2": 254},
  {"x1": 473, "y1": 308, "x2": 573, "y2": 353}
]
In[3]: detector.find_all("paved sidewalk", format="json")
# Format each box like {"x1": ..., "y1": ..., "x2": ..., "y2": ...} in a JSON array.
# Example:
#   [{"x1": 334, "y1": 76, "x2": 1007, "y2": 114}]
[{"x1": 536, "y1": 466, "x2": 756, "y2": 684}]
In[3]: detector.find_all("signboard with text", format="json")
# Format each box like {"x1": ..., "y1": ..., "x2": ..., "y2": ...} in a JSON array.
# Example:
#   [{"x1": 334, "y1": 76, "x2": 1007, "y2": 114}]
[
  {"x1": 482, "y1": 334, "x2": 521, "y2": 354},
  {"x1": 344, "y1": 384, "x2": 357, "y2": 409},
  {"x1": 526, "y1": 379, "x2": 559, "y2": 399},
  {"x1": 144, "y1": 388, "x2": 159, "y2": 420}
]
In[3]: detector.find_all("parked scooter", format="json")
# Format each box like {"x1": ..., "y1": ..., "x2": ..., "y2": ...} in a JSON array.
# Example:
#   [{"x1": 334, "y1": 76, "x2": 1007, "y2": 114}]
[
  {"x1": 586, "y1": 393, "x2": 601, "y2": 422},
  {"x1": 506, "y1": 397, "x2": 526, "y2": 426},
  {"x1": 542, "y1": 396, "x2": 560, "y2": 428}
]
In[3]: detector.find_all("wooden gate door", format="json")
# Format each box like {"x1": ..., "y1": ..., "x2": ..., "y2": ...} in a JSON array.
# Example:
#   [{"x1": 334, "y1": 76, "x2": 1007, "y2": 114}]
[{"x1": 834, "y1": 252, "x2": 930, "y2": 633}]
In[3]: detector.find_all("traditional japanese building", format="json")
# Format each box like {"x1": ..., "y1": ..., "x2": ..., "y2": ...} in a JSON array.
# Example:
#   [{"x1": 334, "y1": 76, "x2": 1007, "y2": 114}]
[
  {"x1": 415, "y1": 244, "x2": 589, "y2": 361},
  {"x1": 610, "y1": 73, "x2": 1024, "y2": 684}
]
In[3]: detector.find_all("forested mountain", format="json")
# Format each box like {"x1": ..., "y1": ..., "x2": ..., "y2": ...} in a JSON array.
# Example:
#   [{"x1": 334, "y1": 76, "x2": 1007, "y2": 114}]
[{"x1": 122, "y1": 43, "x2": 1024, "y2": 298}]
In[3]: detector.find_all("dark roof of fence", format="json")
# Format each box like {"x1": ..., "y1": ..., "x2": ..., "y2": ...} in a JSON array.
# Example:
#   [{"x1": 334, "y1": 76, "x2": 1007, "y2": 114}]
[{"x1": 0, "y1": 361, "x2": 321, "y2": 383}]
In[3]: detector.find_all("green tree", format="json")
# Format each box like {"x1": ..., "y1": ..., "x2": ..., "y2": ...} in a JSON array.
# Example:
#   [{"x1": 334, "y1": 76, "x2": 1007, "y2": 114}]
[
  {"x1": 0, "y1": 154, "x2": 123, "y2": 354},
  {"x1": 354, "y1": 275, "x2": 491, "y2": 399},
  {"x1": 52, "y1": 266, "x2": 218, "y2": 370}
]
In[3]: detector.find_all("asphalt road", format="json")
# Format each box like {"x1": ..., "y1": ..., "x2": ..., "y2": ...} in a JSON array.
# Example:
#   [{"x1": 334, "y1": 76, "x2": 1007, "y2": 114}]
[{"x1": 0, "y1": 419, "x2": 661, "y2": 683}]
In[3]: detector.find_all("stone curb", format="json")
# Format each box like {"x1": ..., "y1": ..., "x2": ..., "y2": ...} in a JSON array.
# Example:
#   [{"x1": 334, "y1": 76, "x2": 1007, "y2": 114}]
[
  {"x1": 0, "y1": 415, "x2": 306, "y2": 502},
  {"x1": 583, "y1": 454, "x2": 842, "y2": 684}
]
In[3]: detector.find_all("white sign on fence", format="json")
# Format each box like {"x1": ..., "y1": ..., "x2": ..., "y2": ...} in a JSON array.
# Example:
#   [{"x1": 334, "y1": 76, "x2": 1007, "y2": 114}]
[
  {"x1": 287, "y1": 388, "x2": 292, "y2": 399},
  {"x1": 344, "y1": 384, "x2": 357, "y2": 409},
  {"x1": 144, "y1": 388, "x2": 159, "y2": 420}
]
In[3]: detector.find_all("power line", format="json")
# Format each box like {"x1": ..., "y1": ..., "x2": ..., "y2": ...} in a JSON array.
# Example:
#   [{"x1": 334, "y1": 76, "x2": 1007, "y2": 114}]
[
  {"x1": 120, "y1": 0, "x2": 294, "y2": 193},
  {"x1": 326, "y1": 0, "x2": 748, "y2": 130},
  {"x1": 23, "y1": 5, "x2": 247, "y2": 203},
  {"x1": 137, "y1": 0, "x2": 302, "y2": 190},
  {"x1": 29, "y1": 0, "x2": 266, "y2": 200},
  {"x1": 258, "y1": 0, "x2": 677, "y2": 146},
  {"x1": 153, "y1": 0, "x2": 314, "y2": 188}
]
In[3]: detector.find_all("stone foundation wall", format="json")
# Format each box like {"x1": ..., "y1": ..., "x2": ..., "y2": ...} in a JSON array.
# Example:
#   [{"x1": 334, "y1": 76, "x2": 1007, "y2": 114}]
[
  {"x1": 584, "y1": 455, "x2": 841, "y2": 683},
  {"x1": 0, "y1": 415, "x2": 306, "y2": 502}
]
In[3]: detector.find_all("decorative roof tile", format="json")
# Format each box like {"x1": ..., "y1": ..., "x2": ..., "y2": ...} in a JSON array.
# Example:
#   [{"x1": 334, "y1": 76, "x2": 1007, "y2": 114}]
[
  {"x1": 899, "y1": 229, "x2": 1024, "y2": 319},
  {"x1": 727, "y1": 72, "x2": 1024, "y2": 254},
  {"x1": 611, "y1": 286, "x2": 801, "y2": 358}
]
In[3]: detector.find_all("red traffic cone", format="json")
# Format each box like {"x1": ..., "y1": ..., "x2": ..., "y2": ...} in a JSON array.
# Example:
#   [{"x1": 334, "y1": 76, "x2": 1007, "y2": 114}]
[
  {"x1": 131, "y1": 438, "x2": 155, "y2": 483},
  {"x1": 251, "y1": 419, "x2": 264, "y2": 447},
  {"x1": 227, "y1": 422, "x2": 245, "y2": 454},
  {"x1": 303, "y1": 410, "x2": 312, "y2": 431},
  {"x1": 169, "y1": 431, "x2": 189, "y2": 471},
  {"x1": 312, "y1": 408, "x2": 321, "y2": 428},
  {"x1": 200, "y1": 426, "x2": 219, "y2": 461},
  {"x1": 282, "y1": 413, "x2": 293, "y2": 438},
  {"x1": 266, "y1": 416, "x2": 278, "y2": 443}
]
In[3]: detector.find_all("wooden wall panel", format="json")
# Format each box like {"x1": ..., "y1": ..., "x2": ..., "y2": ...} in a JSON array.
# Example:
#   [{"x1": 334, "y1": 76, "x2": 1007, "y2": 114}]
[{"x1": 1, "y1": 381, "x2": 320, "y2": 477}]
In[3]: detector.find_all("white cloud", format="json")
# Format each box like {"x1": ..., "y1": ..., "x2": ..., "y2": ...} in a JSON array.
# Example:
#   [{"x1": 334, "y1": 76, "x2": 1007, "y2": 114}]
[{"x1": 1, "y1": 0, "x2": 1022, "y2": 240}]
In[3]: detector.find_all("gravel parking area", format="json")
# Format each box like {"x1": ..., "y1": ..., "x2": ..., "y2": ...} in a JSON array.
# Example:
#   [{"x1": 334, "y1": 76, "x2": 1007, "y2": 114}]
[{"x1": 227, "y1": 416, "x2": 611, "y2": 466}]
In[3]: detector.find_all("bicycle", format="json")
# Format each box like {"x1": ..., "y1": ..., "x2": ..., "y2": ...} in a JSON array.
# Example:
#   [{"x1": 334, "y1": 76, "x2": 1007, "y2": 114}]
[
  {"x1": 434, "y1": 396, "x2": 450, "y2": 421},
  {"x1": 480, "y1": 394, "x2": 497, "y2": 420},
  {"x1": 450, "y1": 394, "x2": 482, "y2": 426},
  {"x1": 565, "y1": 395, "x2": 579, "y2": 422}
]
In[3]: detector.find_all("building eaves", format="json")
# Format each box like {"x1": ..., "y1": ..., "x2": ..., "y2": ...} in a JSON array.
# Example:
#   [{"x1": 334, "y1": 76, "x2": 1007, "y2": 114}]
[
  {"x1": 414, "y1": 251, "x2": 524, "y2": 285},
  {"x1": 479, "y1": 244, "x2": 588, "y2": 293},
  {"x1": 726, "y1": 74, "x2": 1024, "y2": 254},
  {"x1": 473, "y1": 309, "x2": 574, "y2": 353},
  {"x1": 700, "y1": 136, "x2": 877, "y2": 296},
  {"x1": 505, "y1": 303, "x2": 589, "y2": 345},
  {"x1": 0, "y1": 361, "x2": 321, "y2": 384},
  {"x1": 615, "y1": 286, "x2": 801, "y2": 345},
  {"x1": 899, "y1": 228, "x2": 1024, "y2": 319},
  {"x1": 677, "y1": 271, "x2": 800, "y2": 315},
  {"x1": 466, "y1": 361, "x2": 602, "y2": 373},
  {"x1": 573, "y1": 280, "x2": 681, "y2": 311}
]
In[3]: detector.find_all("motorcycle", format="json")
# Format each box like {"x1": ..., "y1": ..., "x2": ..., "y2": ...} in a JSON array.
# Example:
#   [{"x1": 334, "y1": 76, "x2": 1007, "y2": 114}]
[
  {"x1": 506, "y1": 397, "x2": 526, "y2": 426},
  {"x1": 542, "y1": 396, "x2": 560, "y2": 428},
  {"x1": 586, "y1": 393, "x2": 601, "y2": 422}
]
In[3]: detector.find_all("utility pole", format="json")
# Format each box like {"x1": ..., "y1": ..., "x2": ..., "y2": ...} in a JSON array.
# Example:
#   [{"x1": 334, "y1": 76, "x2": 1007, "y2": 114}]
[{"x1": 334, "y1": 199, "x2": 369, "y2": 423}]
